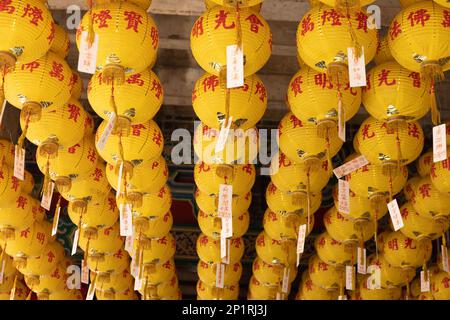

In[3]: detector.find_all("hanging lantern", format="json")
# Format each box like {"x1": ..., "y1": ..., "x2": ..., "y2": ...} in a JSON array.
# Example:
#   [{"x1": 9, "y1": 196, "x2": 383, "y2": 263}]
[
  {"x1": 278, "y1": 112, "x2": 343, "y2": 165},
  {"x1": 93, "y1": 269, "x2": 133, "y2": 294},
  {"x1": 50, "y1": 23, "x2": 69, "y2": 58},
  {"x1": 195, "y1": 189, "x2": 251, "y2": 217},
  {"x1": 308, "y1": 254, "x2": 342, "y2": 291},
  {"x1": 88, "y1": 68, "x2": 163, "y2": 126},
  {"x1": 25, "y1": 263, "x2": 70, "y2": 298},
  {"x1": 287, "y1": 66, "x2": 361, "y2": 130},
  {"x1": 374, "y1": 34, "x2": 393, "y2": 65},
  {"x1": 78, "y1": 223, "x2": 123, "y2": 258},
  {"x1": 198, "y1": 210, "x2": 249, "y2": 238},
  {"x1": 358, "y1": 276, "x2": 402, "y2": 300},
  {"x1": 133, "y1": 211, "x2": 173, "y2": 239},
  {"x1": 315, "y1": 231, "x2": 356, "y2": 266},
  {"x1": 193, "y1": 123, "x2": 259, "y2": 165},
  {"x1": 197, "y1": 280, "x2": 239, "y2": 300},
  {"x1": 139, "y1": 275, "x2": 179, "y2": 300},
  {"x1": 404, "y1": 176, "x2": 421, "y2": 201},
  {"x1": 431, "y1": 271, "x2": 450, "y2": 300},
  {"x1": 94, "y1": 0, "x2": 152, "y2": 10},
  {"x1": 193, "y1": 73, "x2": 267, "y2": 130},
  {"x1": 86, "y1": 247, "x2": 130, "y2": 274},
  {"x1": 412, "y1": 176, "x2": 450, "y2": 221},
  {"x1": 0, "y1": 193, "x2": 45, "y2": 229},
  {"x1": 296, "y1": 4, "x2": 378, "y2": 86},
  {"x1": 367, "y1": 254, "x2": 416, "y2": 288},
  {"x1": 36, "y1": 134, "x2": 98, "y2": 193},
  {"x1": 323, "y1": 206, "x2": 375, "y2": 244},
  {"x1": 252, "y1": 257, "x2": 297, "y2": 286},
  {"x1": 270, "y1": 152, "x2": 331, "y2": 194},
  {"x1": 68, "y1": 192, "x2": 119, "y2": 230},
  {"x1": 196, "y1": 234, "x2": 244, "y2": 264},
  {"x1": 399, "y1": 201, "x2": 448, "y2": 240},
  {"x1": 198, "y1": 260, "x2": 242, "y2": 287},
  {"x1": 266, "y1": 182, "x2": 322, "y2": 215},
  {"x1": 76, "y1": 2, "x2": 159, "y2": 82},
  {"x1": 362, "y1": 61, "x2": 430, "y2": 123},
  {"x1": 416, "y1": 149, "x2": 433, "y2": 177},
  {"x1": 1, "y1": 221, "x2": 49, "y2": 258},
  {"x1": 194, "y1": 162, "x2": 255, "y2": 196},
  {"x1": 383, "y1": 230, "x2": 432, "y2": 269},
  {"x1": 95, "y1": 119, "x2": 164, "y2": 164},
  {"x1": 0, "y1": 0, "x2": 54, "y2": 68},
  {"x1": 248, "y1": 276, "x2": 288, "y2": 300},
  {"x1": 16, "y1": 240, "x2": 64, "y2": 277},
  {"x1": 206, "y1": 0, "x2": 263, "y2": 7},
  {"x1": 140, "y1": 258, "x2": 176, "y2": 286},
  {"x1": 45, "y1": 288, "x2": 83, "y2": 300},
  {"x1": 190, "y1": 6, "x2": 271, "y2": 77},
  {"x1": 95, "y1": 287, "x2": 138, "y2": 300},
  {"x1": 262, "y1": 208, "x2": 315, "y2": 241},
  {"x1": 355, "y1": 116, "x2": 424, "y2": 168},
  {"x1": 69, "y1": 69, "x2": 83, "y2": 100},
  {"x1": 134, "y1": 233, "x2": 176, "y2": 266},
  {"x1": 295, "y1": 271, "x2": 339, "y2": 300},
  {"x1": 0, "y1": 276, "x2": 30, "y2": 300},
  {"x1": 430, "y1": 156, "x2": 450, "y2": 194},
  {"x1": 255, "y1": 231, "x2": 296, "y2": 266},
  {"x1": 399, "y1": 0, "x2": 423, "y2": 7},
  {"x1": 4, "y1": 51, "x2": 72, "y2": 120}
]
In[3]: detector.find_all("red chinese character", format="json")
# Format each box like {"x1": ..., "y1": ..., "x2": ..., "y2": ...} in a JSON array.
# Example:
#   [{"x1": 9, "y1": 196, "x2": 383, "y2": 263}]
[
  {"x1": 87, "y1": 148, "x2": 96, "y2": 163},
  {"x1": 246, "y1": 14, "x2": 264, "y2": 33},
  {"x1": 388, "y1": 238, "x2": 398, "y2": 250},
  {"x1": 378, "y1": 69, "x2": 396, "y2": 86},
  {"x1": 93, "y1": 10, "x2": 112, "y2": 28},
  {"x1": 131, "y1": 123, "x2": 146, "y2": 136},
  {"x1": 20, "y1": 227, "x2": 30, "y2": 238},
  {"x1": 321, "y1": 9, "x2": 342, "y2": 26},
  {"x1": 152, "y1": 130, "x2": 163, "y2": 147},
  {"x1": 289, "y1": 115, "x2": 303, "y2": 128},
  {"x1": 67, "y1": 103, "x2": 81, "y2": 122},
  {"x1": 151, "y1": 79, "x2": 163, "y2": 99},
  {"x1": 163, "y1": 260, "x2": 172, "y2": 269},
  {"x1": 355, "y1": 12, "x2": 368, "y2": 32},
  {"x1": 322, "y1": 160, "x2": 328, "y2": 171},
  {"x1": 11, "y1": 176, "x2": 19, "y2": 192},
  {"x1": 126, "y1": 73, "x2": 144, "y2": 86},
  {"x1": 407, "y1": 9, "x2": 430, "y2": 27},
  {"x1": 290, "y1": 75, "x2": 303, "y2": 96},
  {"x1": 21, "y1": 4, "x2": 43, "y2": 26},
  {"x1": 267, "y1": 211, "x2": 277, "y2": 222},
  {"x1": 389, "y1": 20, "x2": 402, "y2": 40},
  {"x1": 151, "y1": 26, "x2": 158, "y2": 49},
  {"x1": 202, "y1": 75, "x2": 220, "y2": 92},
  {"x1": 21, "y1": 61, "x2": 40, "y2": 72},
  {"x1": 314, "y1": 73, "x2": 333, "y2": 89},
  {"x1": 0, "y1": 0, "x2": 15, "y2": 14},
  {"x1": 401, "y1": 207, "x2": 409, "y2": 220},
  {"x1": 67, "y1": 143, "x2": 81, "y2": 154},
  {"x1": 268, "y1": 183, "x2": 276, "y2": 195},
  {"x1": 192, "y1": 16, "x2": 204, "y2": 37},
  {"x1": 49, "y1": 62, "x2": 65, "y2": 81},
  {"x1": 47, "y1": 251, "x2": 55, "y2": 262},
  {"x1": 192, "y1": 89, "x2": 197, "y2": 103},
  {"x1": 279, "y1": 153, "x2": 292, "y2": 168},
  {"x1": 47, "y1": 22, "x2": 55, "y2": 44},
  {"x1": 231, "y1": 238, "x2": 241, "y2": 248},
  {"x1": 443, "y1": 10, "x2": 450, "y2": 28},
  {"x1": 408, "y1": 72, "x2": 421, "y2": 88},
  {"x1": 361, "y1": 124, "x2": 375, "y2": 140},
  {"x1": 113, "y1": 249, "x2": 123, "y2": 259},
  {"x1": 301, "y1": 14, "x2": 314, "y2": 36},
  {"x1": 215, "y1": 10, "x2": 235, "y2": 30},
  {"x1": 242, "y1": 164, "x2": 253, "y2": 175},
  {"x1": 318, "y1": 237, "x2": 326, "y2": 248},
  {"x1": 343, "y1": 82, "x2": 358, "y2": 96},
  {"x1": 199, "y1": 235, "x2": 209, "y2": 246},
  {"x1": 257, "y1": 235, "x2": 265, "y2": 247},
  {"x1": 318, "y1": 262, "x2": 328, "y2": 271},
  {"x1": 419, "y1": 183, "x2": 431, "y2": 198},
  {"x1": 51, "y1": 267, "x2": 60, "y2": 279},
  {"x1": 408, "y1": 123, "x2": 420, "y2": 139},
  {"x1": 404, "y1": 238, "x2": 416, "y2": 249},
  {"x1": 442, "y1": 277, "x2": 450, "y2": 288},
  {"x1": 158, "y1": 187, "x2": 166, "y2": 198},
  {"x1": 16, "y1": 195, "x2": 27, "y2": 209},
  {"x1": 124, "y1": 11, "x2": 142, "y2": 32},
  {"x1": 103, "y1": 227, "x2": 112, "y2": 236},
  {"x1": 68, "y1": 73, "x2": 79, "y2": 92},
  {"x1": 163, "y1": 212, "x2": 170, "y2": 222},
  {"x1": 255, "y1": 82, "x2": 267, "y2": 102},
  {"x1": 305, "y1": 279, "x2": 313, "y2": 291}
]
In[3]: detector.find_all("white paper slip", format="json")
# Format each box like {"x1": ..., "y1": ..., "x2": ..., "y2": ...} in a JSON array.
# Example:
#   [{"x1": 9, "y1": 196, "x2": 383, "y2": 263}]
[
  {"x1": 216, "y1": 263, "x2": 225, "y2": 289},
  {"x1": 338, "y1": 98, "x2": 345, "y2": 142},
  {"x1": 215, "y1": 117, "x2": 232, "y2": 154},
  {"x1": 51, "y1": 205, "x2": 61, "y2": 236},
  {"x1": 220, "y1": 238, "x2": 230, "y2": 264},
  {"x1": 226, "y1": 44, "x2": 244, "y2": 89},
  {"x1": 116, "y1": 161, "x2": 124, "y2": 197},
  {"x1": 281, "y1": 267, "x2": 290, "y2": 294},
  {"x1": 119, "y1": 203, "x2": 133, "y2": 237},
  {"x1": 357, "y1": 247, "x2": 367, "y2": 274},
  {"x1": 345, "y1": 266, "x2": 354, "y2": 290},
  {"x1": 72, "y1": 228, "x2": 80, "y2": 256},
  {"x1": 221, "y1": 216, "x2": 233, "y2": 239},
  {"x1": 338, "y1": 179, "x2": 350, "y2": 214},
  {"x1": 125, "y1": 234, "x2": 134, "y2": 255},
  {"x1": 41, "y1": 181, "x2": 54, "y2": 211},
  {"x1": 134, "y1": 276, "x2": 143, "y2": 291},
  {"x1": 333, "y1": 155, "x2": 369, "y2": 179},
  {"x1": 97, "y1": 112, "x2": 116, "y2": 151},
  {"x1": 296, "y1": 224, "x2": 307, "y2": 254},
  {"x1": 347, "y1": 47, "x2": 366, "y2": 88},
  {"x1": 0, "y1": 99, "x2": 6, "y2": 127},
  {"x1": 78, "y1": 31, "x2": 99, "y2": 74},
  {"x1": 442, "y1": 245, "x2": 449, "y2": 273},
  {"x1": 388, "y1": 199, "x2": 404, "y2": 231},
  {"x1": 338, "y1": 295, "x2": 348, "y2": 300},
  {"x1": 433, "y1": 124, "x2": 447, "y2": 163},
  {"x1": 86, "y1": 282, "x2": 95, "y2": 300},
  {"x1": 14, "y1": 147, "x2": 25, "y2": 181},
  {"x1": 217, "y1": 184, "x2": 233, "y2": 218},
  {"x1": 81, "y1": 260, "x2": 89, "y2": 285},
  {"x1": 0, "y1": 260, "x2": 5, "y2": 284},
  {"x1": 420, "y1": 271, "x2": 430, "y2": 293}
]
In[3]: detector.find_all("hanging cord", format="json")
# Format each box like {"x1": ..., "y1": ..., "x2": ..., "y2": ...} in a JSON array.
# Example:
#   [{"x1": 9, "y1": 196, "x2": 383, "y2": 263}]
[
  {"x1": 345, "y1": 3, "x2": 362, "y2": 59},
  {"x1": 87, "y1": 0, "x2": 95, "y2": 46},
  {"x1": 306, "y1": 166, "x2": 311, "y2": 234}
]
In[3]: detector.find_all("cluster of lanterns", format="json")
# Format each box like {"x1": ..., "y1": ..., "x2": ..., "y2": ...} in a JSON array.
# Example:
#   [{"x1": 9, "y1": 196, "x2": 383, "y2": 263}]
[{"x1": 191, "y1": 0, "x2": 271, "y2": 300}]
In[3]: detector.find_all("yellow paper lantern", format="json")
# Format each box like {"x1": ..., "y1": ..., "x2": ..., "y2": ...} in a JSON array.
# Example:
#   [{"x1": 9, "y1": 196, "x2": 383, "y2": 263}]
[
  {"x1": 266, "y1": 182, "x2": 322, "y2": 215},
  {"x1": 139, "y1": 275, "x2": 179, "y2": 300},
  {"x1": 36, "y1": 134, "x2": 98, "y2": 193},
  {"x1": 141, "y1": 258, "x2": 176, "y2": 285},
  {"x1": 374, "y1": 34, "x2": 393, "y2": 65},
  {"x1": 0, "y1": 0, "x2": 54, "y2": 67},
  {"x1": 134, "y1": 211, "x2": 173, "y2": 239},
  {"x1": 362, "y1": 61, "x2": 430, "y2": 122},
  {"x1": 404, "y1": 176, "x2": 421, "y2": 201},
  {"x1": 46, "y1": 288, "x2": 83, "y2": 300},
  {"x1": 431, "y1": 156, "x2": 450, "y2": 194},
  {"x1": 367, "y1": 254, "x2": 416, "y2": 288},
  {"x1": 287, "y1": 66, "x2": 361, "y2": 125},
  {"x1": 76, "y1": 2, "x2": 159, "y2": 80},
  {"x1": 193, "y1": 73, "x2": 267, "y2": 130},
  {"x1": 431, "y1": 271, "x2": 450, "y2": 300},
  {"x1": 95, "y1": 287, "x2": 138, "y2": 300},
  {"x1": 196, "y1": 233, "x2": 244, "y2": 264},
  {"x1": 195, "y1": 189, "x2": 251, "y2": 216},
  {"x1": 278, "y1": 112, "x2": 343, "y2": 164},
  {"x1": 315, "y1": 231, "x2": 356, "y2": 266},
  {"x1": 86, "y1": 247, "x2": 130, "y2": 274},
  {"x1": 399, "y1": 0, "x2": 423, "y2": 7},
  {"x1": 50, "y1": 23, "x2": 69, "y2": 58},
  {"x1": 190, "y1": 6, "x2": 271, "y2": 77},
  {"x1": 194, "y1": 162, "x2": 255, "y2": 196},
  {"x1": 95, "y1": 0, "x2": 152, "y2": 10},
  {"x1": 1, "y1": 221, "x2": 49, "y2": 258},
  {"x1": 412, "y1": 176, "x2": 450, "y2": 221},
  {"x1": 197, "y1": 280, "x2": 239, "y2": 300},
  {"x1": 0, "y1": 193, "x2": 44, "y2": 230},
  {"x1": 1, "y1": 277, "x2": 30, "y2": 300},
  {"x1": 69, "y1": 69, "x2": 83, "y2": 100},
  {"x1": 135, "y1": 233, "x2": 176, "y2": 265},
  {"x1": 78, "y1": 223, "x2": 123, "y2": 255},
  {"x1": 88, "y1": 68, "x2": 163, "y2": 125},
  {"x1": 5, "y1": 51, "x2": 72, "y2": 118},
  {"x1": 197, "y1": 260, "x2": 242, "y2": 287},
  {"x1": 95, "y1": 119, "x2": 164, "y2": 164},
  {"x1": 94, "y1": 269, "x2": 133, "y2": 293},
  {"x1": 263, "y1": 208, "x2": 314, "y2": 241},
  {"x1": 295, "y1": 271, "x2": 340, "y2": 300},
  {"x1": 193, "y1": 123, "x2": 258, "y2": 165},
  {"x1": 118, "y1": 184, "x2": 172, "y2": 218},
  {"x1": 297, "y1": 4, "x2": 378, "y2": 74},
  {"x1": 308, "y1": 254, "x2": 342, "y2": 290},
  {"x1": 17, "y1": 240, "x2": 64, "y2": 277},
  {"x1": 355, "y1": 116, "x2": 424, "y2": 167},
  {"x1": 252, "y1": 257, "x2": 297, "y2": 286},
  {"x1": 24, "y1": 263, "x2": 69, "y2": 294},
  {"x1": 358, "y1": 276, "x2": 402, "y2": 300},
  {"x1": 383, "y1": 230, "x2": 432, "y2": 269},
  {"x1": 416, "y1": 149, "x2": 433, "y2": 177},
  {"x1": 198, "y1": 210, "x2": 249, "y2": 238},
  {"x1": 206, "y1": 0, "x2": 262, "y2": 7},
  {"x1": 255, "y1": 231, "x2": 296, "y2": 266},
  {"x1": 248, "y1": 276, "x2": 288, "y2": 300}
]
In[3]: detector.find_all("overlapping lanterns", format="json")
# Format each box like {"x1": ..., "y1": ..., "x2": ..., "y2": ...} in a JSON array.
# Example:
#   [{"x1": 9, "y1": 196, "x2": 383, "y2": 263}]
[{"x1": 191, "y1": 0, "x2": 270, "y2": 300}]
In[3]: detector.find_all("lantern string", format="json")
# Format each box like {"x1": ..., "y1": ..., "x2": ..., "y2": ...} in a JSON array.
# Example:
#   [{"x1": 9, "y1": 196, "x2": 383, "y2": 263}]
[
  {"x1": 17, "y1": 111, "x2": 31, "y2": 150},
  {"x1": 306, "y1": 166, "x2": 311, "y2": 234},
  {"x1": 87, "y1": 0, "x2": 95, "y2": 46},
  {"x1": 52, "y1": 194, "x2": 62, "y2": 235}
]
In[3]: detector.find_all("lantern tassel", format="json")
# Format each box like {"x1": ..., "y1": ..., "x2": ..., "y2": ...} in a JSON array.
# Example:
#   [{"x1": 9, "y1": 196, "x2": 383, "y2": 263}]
[
  {"x1": 17, "y1": 112, "x2": 31, "y2": 151},
  {"x1": 345, "y1": 3, "x2": 362, "y2": 59},
  {"x1": 52, "y1": 194, "x2": 61, "y2": 235},
  {"x1": 10, "y1": 273, "x2": 18, "y2": 300},
  {"x1": 306, "y1": 167, "x2": 311, "y2": 234},
  {"x1": 87, "y1": 0, "x2": 95, "y2": 46},
  {"x1": 430, "y1": 80, "x2": 441, "y2": 126},
  {"x1": 421, "y1": 61, "x2": 444, "y2": 126},
  {"x1": 41, "y1": 156, "x2": 52, "y2": 198}
]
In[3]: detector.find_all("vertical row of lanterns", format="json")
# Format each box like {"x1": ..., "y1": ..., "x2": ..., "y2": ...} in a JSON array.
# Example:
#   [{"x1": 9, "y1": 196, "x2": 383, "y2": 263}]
[
  {"x1": 190, "y1": 0, "x2": 271, "y2": 300},
  {"x1": 0, "y1": 0, "x2": 85, "y2": 300},
  {"x1": 74, "y1": 0, "x2": 180, "y2": 300}
]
